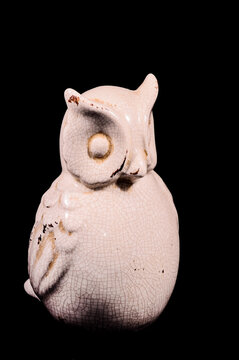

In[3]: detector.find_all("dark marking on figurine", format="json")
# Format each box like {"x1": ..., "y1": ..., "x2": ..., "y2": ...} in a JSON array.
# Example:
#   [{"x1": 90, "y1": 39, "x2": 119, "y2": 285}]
[
  {"x1": 81, "y1": 109, "x2": 111, "y2": 124},
  {"x1": 38, "y1": 234, "x2": 42, "y2": 244},
  {"x1": 43, "y1": 224, "x2": 47, "y2": 234},
  {"x1": 162, "y1": 269, "x2": 164, "y2": 273},
  {"x1": 116, "y1": 176, "x2": 133, "y2": 191},
  {"x1": 68, "y1": 95, "x2": 79, "y2": 105},
  {"x1": 130, "y1": 168, "x2": 139, "y2": 176},
  {"x1": 48, "y1": 223, "x2": 53, "y2": 228},
  {"x1": 110, "y1": 156, "x2": 126, "y2": 178}
]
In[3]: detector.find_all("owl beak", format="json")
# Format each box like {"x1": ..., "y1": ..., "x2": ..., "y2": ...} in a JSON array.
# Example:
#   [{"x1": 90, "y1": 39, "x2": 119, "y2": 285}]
[{"x1": 126, "y1": 155, "x2": 147, "y2": 178}]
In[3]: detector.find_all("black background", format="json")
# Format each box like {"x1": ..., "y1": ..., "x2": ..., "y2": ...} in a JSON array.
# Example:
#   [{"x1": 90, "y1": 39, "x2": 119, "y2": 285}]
[{"x1": 2, "y1": 5, "x2": 220, "y2": 359}]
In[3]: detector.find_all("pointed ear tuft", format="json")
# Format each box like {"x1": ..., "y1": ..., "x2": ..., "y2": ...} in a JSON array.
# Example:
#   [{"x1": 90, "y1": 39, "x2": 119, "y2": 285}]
[
  {"x1": 137, "y1": 73, "x2": 159, "y2": 110},
  {"x1": 64, "y1": 88, "x2": 81, "y2": 109}
]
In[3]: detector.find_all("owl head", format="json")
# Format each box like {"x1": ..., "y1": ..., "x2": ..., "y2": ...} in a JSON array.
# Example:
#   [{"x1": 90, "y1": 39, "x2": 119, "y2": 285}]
[{"x1": 60, "y1": 74, "x2": 158, "y2": 188}]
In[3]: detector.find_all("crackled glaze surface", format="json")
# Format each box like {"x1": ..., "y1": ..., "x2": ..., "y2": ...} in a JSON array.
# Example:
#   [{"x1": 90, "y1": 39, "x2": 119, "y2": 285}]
[{"x1": 25, "y1": 74, "x2": 179, "y2": 329}]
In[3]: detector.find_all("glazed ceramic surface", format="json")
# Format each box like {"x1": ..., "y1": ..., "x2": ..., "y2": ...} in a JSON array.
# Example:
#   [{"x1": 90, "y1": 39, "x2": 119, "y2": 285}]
[{"x1": 25, "y1": 74, "x2": 179, "y2": 329}]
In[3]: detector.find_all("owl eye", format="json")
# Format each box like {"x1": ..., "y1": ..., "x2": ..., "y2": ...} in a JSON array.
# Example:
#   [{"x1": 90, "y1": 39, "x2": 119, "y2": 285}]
[
  {"x1": 62, "y1": 103, "x2": 129, "y2": 186},
  {"x1": 87, "y1": 133, "x2": 113, "y2": 161}
]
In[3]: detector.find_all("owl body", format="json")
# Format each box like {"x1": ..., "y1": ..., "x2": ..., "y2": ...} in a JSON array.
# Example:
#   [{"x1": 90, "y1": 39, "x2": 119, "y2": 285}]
[{"x1": 25, "y1": 74, "x2": 179, "y2": 329}]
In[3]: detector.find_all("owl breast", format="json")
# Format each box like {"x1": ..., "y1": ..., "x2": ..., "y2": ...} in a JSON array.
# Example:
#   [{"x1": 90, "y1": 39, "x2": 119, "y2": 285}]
[{"x1": 42, "y1": 170, "x2": 179, "y2": 329}]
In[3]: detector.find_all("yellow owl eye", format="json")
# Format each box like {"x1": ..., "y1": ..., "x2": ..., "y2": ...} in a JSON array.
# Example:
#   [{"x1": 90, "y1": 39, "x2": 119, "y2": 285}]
[{"x1": 87, "y1": 133, "x2": 113, "y2": 161}]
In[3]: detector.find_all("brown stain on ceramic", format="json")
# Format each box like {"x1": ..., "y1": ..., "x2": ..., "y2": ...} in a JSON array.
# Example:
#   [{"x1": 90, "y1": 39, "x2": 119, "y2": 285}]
[
  {"x1": 87, "y1": 133, "x2": 113, "y2": 162},
  {"x1": 68, "y1": 95, "x2": 79, "y2": 105},
  {"x1": 144, "y1": 149, "x2": 148, "y2": 158},
  {"x1": 59, "y1": 220, "x2": 65, "y2": 233},
  {"x1": 35, "y1": 231, "x2": 56, "y2": 264},
  {"x1": 59, "y1": 220, "x2": 73, "y2": 236},
  {"x1": 90, "y1": 98, "x2": 105, "y2": 104},
  {"x1": 130, "y1": 168, "x2": 139, "y2": 176},
  {"x1": 45, "y1": 251, "x2": 59, "y2": 277},
  {"x1": 35, "y1": 236, "x2": 47, "y2": 262},
  {"x1": 90, "y1": 98, "x2": 117, "y2": 108},
  {"x1": 38, "y1": 232, "x2": 59, "y2": 278},
  {"x1": 54, "y1": 180, "x2": 60, "y2": 191}
]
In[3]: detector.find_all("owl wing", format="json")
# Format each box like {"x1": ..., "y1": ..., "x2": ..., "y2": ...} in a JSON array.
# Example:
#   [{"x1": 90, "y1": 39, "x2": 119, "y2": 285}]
[{"x1": 27, "y1": 177, "x2": 79, "y2": 298}]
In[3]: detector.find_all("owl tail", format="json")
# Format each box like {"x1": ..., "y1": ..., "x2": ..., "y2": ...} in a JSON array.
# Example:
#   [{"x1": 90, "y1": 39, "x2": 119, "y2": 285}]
[{"x1": 24, "y1": 279, "x2": 40, "y2": 301}]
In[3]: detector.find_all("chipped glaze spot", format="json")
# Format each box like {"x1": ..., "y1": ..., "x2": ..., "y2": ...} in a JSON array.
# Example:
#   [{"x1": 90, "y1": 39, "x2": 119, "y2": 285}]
[{"x1": 68, "y1": 95, "x2": 79, "y2": 105}]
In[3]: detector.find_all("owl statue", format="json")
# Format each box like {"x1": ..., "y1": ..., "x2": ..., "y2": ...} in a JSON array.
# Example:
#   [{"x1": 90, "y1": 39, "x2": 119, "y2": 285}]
[{"x1": 24, "y1": 74, "x2": 179, "y2": 330}]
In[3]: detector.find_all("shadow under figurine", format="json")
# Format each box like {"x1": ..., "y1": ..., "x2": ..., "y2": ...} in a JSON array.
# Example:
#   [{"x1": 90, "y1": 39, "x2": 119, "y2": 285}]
[{"x1": 24, "y1": 74, "x2": 179, "y2": 330}]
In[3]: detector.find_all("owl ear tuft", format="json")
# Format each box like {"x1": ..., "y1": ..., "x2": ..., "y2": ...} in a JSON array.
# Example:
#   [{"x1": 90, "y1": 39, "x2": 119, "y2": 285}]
[
  {"x1": 64, "y1": 88, "x2": 113, "y2": 114},
  {"x1": 137, "y1": 73, "x2": 159, "y2": 110},
  {"x1": 64, "y1": 88, "x2": 82, "y2": 109}
]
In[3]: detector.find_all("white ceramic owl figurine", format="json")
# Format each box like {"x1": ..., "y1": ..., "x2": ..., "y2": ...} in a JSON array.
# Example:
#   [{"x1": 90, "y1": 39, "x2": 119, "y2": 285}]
[{"x1": 25, "y1": 74, "x2": 179, "y2": 330}]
